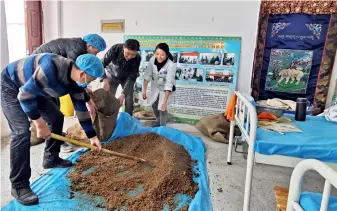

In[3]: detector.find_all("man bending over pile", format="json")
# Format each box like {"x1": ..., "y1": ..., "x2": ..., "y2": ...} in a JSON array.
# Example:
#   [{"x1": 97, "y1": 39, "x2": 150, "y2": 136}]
[
  {"x1": 31, "y1": 33, "x2": 107, "y2": 152},
  {"x1": 32, "y1": 33, "x2": 106, "y2": 61},
  {"x1": 101, "y1": 39, "x2": 141, "y2": 116},
  {"x1": 1, "y1": 53, "x2": 103, "y2": 206}
]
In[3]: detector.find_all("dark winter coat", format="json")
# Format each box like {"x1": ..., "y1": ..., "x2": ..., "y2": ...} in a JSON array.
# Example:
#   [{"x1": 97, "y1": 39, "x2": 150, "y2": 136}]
[
  {"x1": 101, "y1": 44, "x2": 141, "y2": 93},
  {"x1": 31, "y1": 38, "x2": 87, "y2": 61}
]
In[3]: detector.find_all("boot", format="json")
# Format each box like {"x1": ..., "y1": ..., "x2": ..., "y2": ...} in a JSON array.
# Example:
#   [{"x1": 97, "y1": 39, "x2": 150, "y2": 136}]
[
  {"x1": 142, "y1": 120, "x2": 160, "y2": 128},
  {"x1": 61, "y1": 142, "x2": 75, "y2": 153},
  {"x1": 11, "y1": 186, "x2": 38, "y2": 205},
  {"x1": 42, "y1": 154, "x2": 73, "y2": 169}
]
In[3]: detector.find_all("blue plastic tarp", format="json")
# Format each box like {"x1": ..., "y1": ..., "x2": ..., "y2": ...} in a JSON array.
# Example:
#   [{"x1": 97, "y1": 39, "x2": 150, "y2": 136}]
[
  {"x1": 300, "y1": 192, "x2": 337, "y2": 211},
  {"x1": 255, "y1": 114, "x2": 337, "y2": 162},
  {"x1": 2, "y1": 113, "x2": 213, "y2": 211}
]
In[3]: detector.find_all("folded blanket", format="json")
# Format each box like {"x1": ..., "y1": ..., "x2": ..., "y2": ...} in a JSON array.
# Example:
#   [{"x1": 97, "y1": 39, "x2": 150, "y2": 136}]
[
  {"x1": 322, "y1": 104, "x2": 337, "y2": 122},
  {"x1": 266, "y1": 98, "x2": 296, "y2": 111},
  {"x1": 259, "y1": 117, "x2": 302, "y2": 133}
]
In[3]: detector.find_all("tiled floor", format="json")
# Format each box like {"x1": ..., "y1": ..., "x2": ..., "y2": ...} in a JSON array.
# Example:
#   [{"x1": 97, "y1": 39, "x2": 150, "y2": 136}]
[{"x1": 1, "y1": 118, "x2": 336, "y2": 210}]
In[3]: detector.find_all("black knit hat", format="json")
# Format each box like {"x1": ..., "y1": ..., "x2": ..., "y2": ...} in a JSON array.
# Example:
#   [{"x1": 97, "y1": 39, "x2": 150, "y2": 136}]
[{"x1": 155, "y1": 43, "x2": 173, "y2": 60}]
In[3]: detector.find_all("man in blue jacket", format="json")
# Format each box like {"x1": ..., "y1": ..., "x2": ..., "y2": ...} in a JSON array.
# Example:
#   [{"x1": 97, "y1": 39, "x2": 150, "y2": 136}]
[
  {"x1": 31, "y1": 34, "x2": 107, "y2": 152},
  {"x1": 1, "y1": 53, "x2": 103, "y2": 206}
]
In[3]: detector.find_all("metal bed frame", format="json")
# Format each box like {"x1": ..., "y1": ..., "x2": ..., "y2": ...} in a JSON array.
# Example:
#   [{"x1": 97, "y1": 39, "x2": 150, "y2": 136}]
[
  {"x1": 226, "y1": 91, "x2": 337, "y2": 211},
  {"x1": 226, "y1": 91, "x2": 257, "y2": 211},
  {"x1": 287, "y1": 159, "x2": 337, "y2": 211}
]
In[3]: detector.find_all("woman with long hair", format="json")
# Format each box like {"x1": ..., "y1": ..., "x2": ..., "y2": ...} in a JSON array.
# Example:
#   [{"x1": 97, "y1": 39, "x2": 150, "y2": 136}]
[{"x1": 142, "y1": 43, "x2": 177, "y2": 126}]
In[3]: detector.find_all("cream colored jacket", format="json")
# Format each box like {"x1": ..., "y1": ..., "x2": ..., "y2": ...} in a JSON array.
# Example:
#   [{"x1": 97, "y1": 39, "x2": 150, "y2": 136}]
[{"x1": 143, "y1": 56, "x2": 177, "y2": 109}]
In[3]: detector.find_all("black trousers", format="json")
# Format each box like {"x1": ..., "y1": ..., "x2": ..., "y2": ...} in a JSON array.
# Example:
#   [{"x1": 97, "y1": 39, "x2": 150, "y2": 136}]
[
  {"x1": 1, "y1": 71, "x2": 64, "y2": 188},
  {"x1": 109, "y1": 77, "x2": 134, "y2": 116},
  {"x1": 151, "y1": 96, "x2": 168, "y2": 126}
]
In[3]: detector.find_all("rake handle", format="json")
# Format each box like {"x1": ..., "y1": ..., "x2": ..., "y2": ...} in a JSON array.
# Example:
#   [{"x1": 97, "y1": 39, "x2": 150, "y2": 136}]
[{"x1": 51, "y1": 133, "x2": 146, "y2": 163}]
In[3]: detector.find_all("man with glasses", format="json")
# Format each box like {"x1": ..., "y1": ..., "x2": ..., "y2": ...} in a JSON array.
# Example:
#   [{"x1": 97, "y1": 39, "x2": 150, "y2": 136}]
[{"x1": 101, "y1": 39, "x2": 141, "y2": 115}]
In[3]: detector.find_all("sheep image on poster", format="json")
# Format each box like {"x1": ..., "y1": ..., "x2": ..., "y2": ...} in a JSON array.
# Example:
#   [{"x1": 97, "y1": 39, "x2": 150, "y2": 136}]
[{"x1": 265, "y1": 49, "x2": 313, "y2": 94}]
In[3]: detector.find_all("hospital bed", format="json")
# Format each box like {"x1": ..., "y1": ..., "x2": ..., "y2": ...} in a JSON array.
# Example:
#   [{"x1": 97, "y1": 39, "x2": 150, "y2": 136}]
[
  {"x1": 226, "y1": 91, "x2": 337, "y2": 211},
  {"x1": 287, "y1": 159, "x2": 337, "y2": 211}
]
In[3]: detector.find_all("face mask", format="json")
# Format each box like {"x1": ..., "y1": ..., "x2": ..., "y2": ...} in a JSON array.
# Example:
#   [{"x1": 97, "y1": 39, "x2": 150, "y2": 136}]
[
  {"x1": 76, "y1": 74, "x2": 88, "y2": 88},
  {"x1": 76, "y1": 81, "x2": 88, "y2": 88}
]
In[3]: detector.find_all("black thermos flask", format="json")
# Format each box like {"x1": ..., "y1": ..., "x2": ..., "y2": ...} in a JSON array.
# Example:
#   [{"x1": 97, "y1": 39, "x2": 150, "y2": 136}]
[{"x1": 295, "y1": 98, "x2": 308, "y2": 121}]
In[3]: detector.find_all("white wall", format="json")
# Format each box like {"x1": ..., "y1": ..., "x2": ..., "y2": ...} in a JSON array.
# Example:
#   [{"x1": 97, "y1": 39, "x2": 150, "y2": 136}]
[
  {"x1": 43, "y1": 0, "x2": 337, "y2": 107},
  {"x1": 42, "y1": 0, "x2": 61, "y2": 42},
  {"x1": 1, "y1": 1, "x2": 11, "y2": 138},
  {"x1": 326, "y1": 56, "x2": 337, "y2": 107},
  {"x1": 44, "y1": 0, "x2": 261, "y2": 93}
]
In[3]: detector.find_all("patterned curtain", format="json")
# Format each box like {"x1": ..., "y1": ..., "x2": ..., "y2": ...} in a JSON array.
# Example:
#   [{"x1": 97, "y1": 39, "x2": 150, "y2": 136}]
[
  {"x1": 251, "y1": 0, "x2": 337, "y2": 115},
  {"x1": 260, "y1": 1, "x2": 337, "y2": 15}
]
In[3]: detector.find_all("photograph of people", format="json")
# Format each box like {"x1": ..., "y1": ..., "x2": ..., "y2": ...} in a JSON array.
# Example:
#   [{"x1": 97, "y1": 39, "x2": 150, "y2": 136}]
[
  {"x1": 196, "y1": 69, "x2": 204, "y2": 82},
  {"x1": 139, "y1": 64, "x2": 148, "y2": 76},
  {"x1": 199, "y1": 53, "x2": 222, "y2": 65},
  {"x1": 223, "y1": 53, "x2": 235, "y2": 66},
  {"x1": 178, "y1": 52, "x2": 198, "y2": 64},
  {"x1": 175, "y1": 68, "x2": 182, "y2": 80},
  {"x1": 181, "y1": 68, "x2": 203, "y2": 82},
  {"x1": 182, "y1": 68, "x2": 194, "y2": 80},
  {"x1": 143, "y1": 50, "x2": 155, "y2": 62},
  {"x1": 206, "y1": 69, "x2": 233, "y2": 83},
  {"x1": 142, "y1": 43, "x2": 177, "y2": 126},
  {"x1": 171, "y1": 52, "x2": 178, "y2": 63}
]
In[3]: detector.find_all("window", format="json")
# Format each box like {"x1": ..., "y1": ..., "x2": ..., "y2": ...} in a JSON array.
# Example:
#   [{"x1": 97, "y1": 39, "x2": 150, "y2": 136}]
[{"x1": 5, "y1": 0, "x2": 26, "y2": 62}]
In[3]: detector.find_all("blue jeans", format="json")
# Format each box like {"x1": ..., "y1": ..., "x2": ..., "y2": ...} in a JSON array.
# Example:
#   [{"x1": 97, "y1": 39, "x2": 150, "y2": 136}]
[{"x1": 1, "y1": 70, "x2": 64, "y2": 188}]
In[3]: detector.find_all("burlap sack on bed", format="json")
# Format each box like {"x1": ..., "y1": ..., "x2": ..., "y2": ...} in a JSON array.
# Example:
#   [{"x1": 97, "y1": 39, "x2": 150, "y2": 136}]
[{"x1": 195, "y1": 113, "x2": 241, "y2": 143}]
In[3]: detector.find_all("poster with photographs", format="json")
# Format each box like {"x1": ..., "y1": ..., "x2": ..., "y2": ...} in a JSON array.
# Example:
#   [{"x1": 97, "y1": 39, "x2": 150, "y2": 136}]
[{"x1": 124, "y1": 35, "x2": 241, "y2": 124}]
